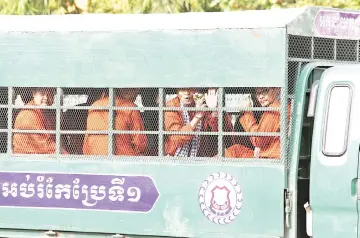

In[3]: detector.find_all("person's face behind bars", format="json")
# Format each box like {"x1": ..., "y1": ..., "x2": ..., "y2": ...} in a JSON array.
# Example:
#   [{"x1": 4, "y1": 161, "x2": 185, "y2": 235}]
[
  {"x1": 32, "y1": 88, "x2": 54, "y2": 106},
  {"x1": 255, "y1": 87, "x2": 280, "y2": 107}
]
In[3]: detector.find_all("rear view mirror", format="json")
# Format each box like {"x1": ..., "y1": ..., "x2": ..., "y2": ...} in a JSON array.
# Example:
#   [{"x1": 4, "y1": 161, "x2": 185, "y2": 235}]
[{"x1": 307, "y1": 80, "x2": 320, "y2": 117}]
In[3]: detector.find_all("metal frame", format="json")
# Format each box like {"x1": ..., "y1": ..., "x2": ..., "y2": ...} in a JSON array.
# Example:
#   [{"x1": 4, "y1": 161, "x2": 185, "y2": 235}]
[
  {"x1": 0, "y1": 86, "x2": 285, "y2": 161},
  {"x1": 322, "y1": 84, "x2": 352, "y2": 157}
]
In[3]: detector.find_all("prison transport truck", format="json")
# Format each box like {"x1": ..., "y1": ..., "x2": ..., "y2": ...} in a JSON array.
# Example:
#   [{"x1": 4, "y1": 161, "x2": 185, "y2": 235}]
[{"x1": 0, "y1": 5, "x2": 359, "y2": 238}]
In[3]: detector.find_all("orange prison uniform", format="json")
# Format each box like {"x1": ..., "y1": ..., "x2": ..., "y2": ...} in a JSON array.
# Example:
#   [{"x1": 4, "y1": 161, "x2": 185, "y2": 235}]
[
  {"x1": 164, "y1": 96, "x2": 233, "y2": 157},
  {"x1": 13, "y1": 100, "x2": 59, "y2": 154},
  {"x1": 83, "y1": 97, "x2": 147, "y2": 156},
  {"x1": 225, "y1": 101, "x2": 291, "y2": 159}
]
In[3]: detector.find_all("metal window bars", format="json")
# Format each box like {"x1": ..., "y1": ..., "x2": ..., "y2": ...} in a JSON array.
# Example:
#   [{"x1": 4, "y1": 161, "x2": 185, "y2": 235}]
[{"x1": 0, "y1": 87, "x2": 285, "y2": 163}]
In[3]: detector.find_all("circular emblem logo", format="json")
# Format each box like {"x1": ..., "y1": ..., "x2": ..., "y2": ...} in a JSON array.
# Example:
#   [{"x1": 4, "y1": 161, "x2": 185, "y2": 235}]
[{"x1": 198, "y1": 172, "x2": 243, "y2": 225}]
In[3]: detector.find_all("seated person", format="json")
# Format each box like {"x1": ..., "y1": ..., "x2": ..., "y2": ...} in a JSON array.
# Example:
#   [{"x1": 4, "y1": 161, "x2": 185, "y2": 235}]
[
  {"x1": 140, "y1": 89, "x2": 159, "y2": 156},
  {"x1": 164, "y1": 88, "x2": 233, "y2": 157},
  {"x1": 13, "y1": 87, "x2": 68, "y2": 154},
  {"x1": 61, "y1": 89, "x2": 104, "y2": 155},
  {"x1": 225, "y1": 87, "x2": 290, "y2": 159},
  {"x1": 83, "y1": 88, "x2": 147, "y2": 156}
]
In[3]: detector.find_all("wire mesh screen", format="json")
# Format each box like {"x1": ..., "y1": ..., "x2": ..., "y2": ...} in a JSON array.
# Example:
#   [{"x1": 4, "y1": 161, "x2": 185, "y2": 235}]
[
  {"x1": 1, "y1": 86, "x2": 287, "y2": 163},
  {"x1": 286, "y1": 34, "x2": 360, "y2": 168},
  {"x1": 288, "y1": 34, "x2": 360, "y2": 62},
  {"x1": 336, "y1": 39, "x2": 358, "y2": 61},
  {"x1": 0, "y1": 87, "x2": 8, "y2": 153}
]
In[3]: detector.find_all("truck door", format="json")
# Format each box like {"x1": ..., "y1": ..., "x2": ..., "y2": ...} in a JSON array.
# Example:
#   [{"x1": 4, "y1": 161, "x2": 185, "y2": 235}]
[{"x1": 309, "y1": 65, "x2": 359, "y2": 238}]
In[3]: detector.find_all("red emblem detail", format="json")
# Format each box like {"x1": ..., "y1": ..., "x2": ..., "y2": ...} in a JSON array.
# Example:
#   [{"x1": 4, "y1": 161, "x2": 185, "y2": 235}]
[{"x1": 210, "y1": 186, "x2": 230, "y2": 211}]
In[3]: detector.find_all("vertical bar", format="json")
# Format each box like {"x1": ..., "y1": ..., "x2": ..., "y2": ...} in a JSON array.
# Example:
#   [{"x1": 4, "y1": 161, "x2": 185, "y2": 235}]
[
  {"x1": 311, "y1": 37, "x2": 314, "y2": 60},
  {"x1": 108, "y1": 88, "x2": 114, "y2": 156},
  {"x1": 288, "y1": 61, "x2": 302, "y2": 139},
  {"x1": 217, "y1": 87, "x2": 223, "y2": 158},
  {"x1": 55, "y1": 87, "x2": 62, "y2": 156},
  {"x1": 357, "y1": 40, "x2": 359, "y2": 62},
  {"x1": 158, "y1": 88, "x2": 164, "y2": 157},
  {"x1": 280, "y1": 87, "x2": 287, "y2": 163},
  {"x1": 283, "y1": 31, "x2": 289, "y2": 165},
  {"x1": 334, "y1": 39, "x2": 337, "y2": 61},
  {"x1": 7, "y1": 87, "x2": 13, "y2": 155},
  {"x1": 284, "y1": 33, "x2": 290, "y2": 166},
  {"x1": 296, "y1": 62, "x2": 302, "y2": 81}
]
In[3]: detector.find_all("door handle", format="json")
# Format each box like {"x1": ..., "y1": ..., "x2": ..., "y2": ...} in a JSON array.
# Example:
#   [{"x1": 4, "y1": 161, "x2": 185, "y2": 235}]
[{"x1": 351, "y1": 178, "x2": 358, "y2": 199}]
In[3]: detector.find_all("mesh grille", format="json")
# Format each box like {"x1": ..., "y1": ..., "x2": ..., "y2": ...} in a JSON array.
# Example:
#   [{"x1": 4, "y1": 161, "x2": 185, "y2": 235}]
[
  {"x1": 0, "y1": 107, "x2": 6, "y2": 153},
  {"x1": 288, "y1": 35, "x2": 312, "y2": 59},
  {"x1": 313, "y1": 37, "x2": 335, "y2": 60},
  {"x1": 287, "y1": 34, "x2": 360, "y2": 169},
  {"x1": 287, "y1": 61, "x2": 301, "y2": 96},
  {"x1": 0, "y1": 87, "x2": 7, "y2": 105},
  {"x1": 1, "y1": 86, "x2": 286, "y2": 163},
  {"x1": 0, "y1": 88, "x2": 8, "y2": 153},
  {"x1": 336, "y1": 39, "x2": 358, "y2": 62}
]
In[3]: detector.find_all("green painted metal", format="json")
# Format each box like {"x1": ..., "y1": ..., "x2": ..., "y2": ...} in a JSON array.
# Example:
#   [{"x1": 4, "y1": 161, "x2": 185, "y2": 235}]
[
  {"x1": 1, "y1": 7, "x2": 359, "y2": 89},
  {"x1": 0, "y1": 158, "x2": 284, "y2": 238},
  {"x1": 309, "y1": 65, "x2": 360, "y2": 238},
  {"x1": 2, "y1": 6, "x2": 360, "y2": 238},
  {"x1": 0, "y1": 229, "x2": 165, "y2": 238},
  {"x1": 4, "y1": 6, "x2": 358, "y2": 89},
  {"x1": 287, "y1": 62, "x2": 336, "y2": 238},
  {"x1": 0, "y1": 28, "x2": 285, "y2": 88}
]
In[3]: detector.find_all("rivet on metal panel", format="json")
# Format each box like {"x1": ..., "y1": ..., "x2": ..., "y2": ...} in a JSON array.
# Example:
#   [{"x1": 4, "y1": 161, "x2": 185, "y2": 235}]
[{"x1": 44, "y1": 230, "x2": 58, "y2": 237}]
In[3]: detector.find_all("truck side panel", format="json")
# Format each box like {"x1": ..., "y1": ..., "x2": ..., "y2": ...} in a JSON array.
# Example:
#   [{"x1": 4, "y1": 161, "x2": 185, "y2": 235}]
[{"x1": 0, "y1": 159, "x2": 284, "y2": 238}]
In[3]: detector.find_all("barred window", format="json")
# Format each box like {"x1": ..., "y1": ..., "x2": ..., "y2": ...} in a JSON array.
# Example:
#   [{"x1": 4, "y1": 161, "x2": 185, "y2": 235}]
[{"x1": 2, "y1": 86, "x2": 287, "y2": 161}]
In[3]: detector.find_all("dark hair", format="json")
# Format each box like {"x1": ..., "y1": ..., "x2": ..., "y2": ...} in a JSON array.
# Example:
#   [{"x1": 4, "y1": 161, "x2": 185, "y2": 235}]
[
  {"x1": 30, "y1": 87, "x2": 56, "y2": 95},
  {"x1": 99, "y1": 88, "x2": 109, "y2": 97}
]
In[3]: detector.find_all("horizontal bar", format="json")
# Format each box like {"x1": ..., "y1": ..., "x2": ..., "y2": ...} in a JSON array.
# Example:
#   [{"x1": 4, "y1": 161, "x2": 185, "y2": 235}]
[
  {"x1": 287, "y1": 57, "x2": 311, "y2": 62},
  {"x1": 64, "y1": 106, "x2": 280, "y2": 112},
  {"x1": 61, "y1": 106, "x2": 220, "y2": 111},
  {"x1": 220, "y1": 131, "x2": 280, "y2": 136},
  {"x1": 4, "y1": 129, "x2": 281, "y2": 137},
  {"x1": 288, "y1": 57, "x2": 360, "y2": 64},
  {"x1": 61, "y1": 130, "x2": 158, "y2": 135},
  {"x1": 61, "y1": 106, "x2": 160, "y2": 111},
  {"x1": 9, "y1": 105, "x2": 57, "y2": 109},
  {"x1": 1, "y1": 153, "x2": 281, "y2": 161},
  {"x1": 110, "y1": 131, "x2": 280, "y2": 136},
  {"x1": 10, "y1": 129, "x2": 57, "y2": 134},
  {"x1": 0, "y1": 105, "x2": 281, "y2": 111},
  {"x1": 224, "y1": 107, "x2": 280, "y2": 112}
]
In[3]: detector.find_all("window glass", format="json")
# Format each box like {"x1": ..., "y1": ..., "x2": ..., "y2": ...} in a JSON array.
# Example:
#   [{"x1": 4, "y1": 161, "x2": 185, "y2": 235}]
[{"x1": 323, "y1": 86, "x2": 351, "y2": 156}]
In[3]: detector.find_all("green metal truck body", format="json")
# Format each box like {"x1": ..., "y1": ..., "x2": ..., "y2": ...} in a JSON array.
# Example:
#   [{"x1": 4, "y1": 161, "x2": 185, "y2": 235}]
[{"x1": 0, "y1": 6, "x2": 359, "y2": 238}]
